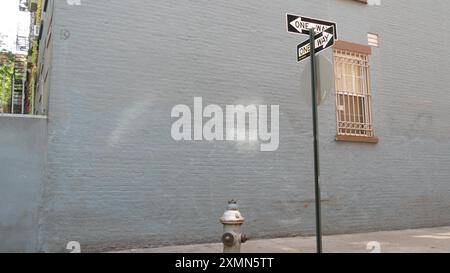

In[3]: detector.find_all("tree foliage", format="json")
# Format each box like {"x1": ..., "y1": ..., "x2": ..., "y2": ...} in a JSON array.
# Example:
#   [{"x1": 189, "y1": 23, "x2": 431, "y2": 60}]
[
  {"x1": 0, "y1": 58, "x2": 14, "y2": 110},
  {"x1": 27, "y1": 0, "x2": 45, "y2": 111}
]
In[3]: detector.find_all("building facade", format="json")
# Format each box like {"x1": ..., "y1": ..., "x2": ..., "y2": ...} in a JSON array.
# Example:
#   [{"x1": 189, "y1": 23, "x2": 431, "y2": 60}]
[{"x1": 1, "y1": 0, "x2": 450, "y2": 252}]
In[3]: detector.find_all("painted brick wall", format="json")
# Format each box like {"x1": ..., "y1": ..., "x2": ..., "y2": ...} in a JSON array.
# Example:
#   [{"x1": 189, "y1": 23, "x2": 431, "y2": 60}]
[
  {"x1": 38, "y1": 0, "x2": 450, "y2": 252},
  {"x1": 0, "y1": 116, "x2": 47, "y2": 253}
]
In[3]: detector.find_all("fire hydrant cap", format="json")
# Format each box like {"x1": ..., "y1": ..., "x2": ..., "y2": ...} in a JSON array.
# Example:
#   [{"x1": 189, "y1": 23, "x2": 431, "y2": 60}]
[{"x1": 220, "y1": 200, "x2": 245, "y2": 224}]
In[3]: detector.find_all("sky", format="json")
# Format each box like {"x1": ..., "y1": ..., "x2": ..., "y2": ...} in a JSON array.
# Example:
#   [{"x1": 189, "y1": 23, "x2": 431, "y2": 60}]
[{"x1": 0, "y1": 0, "x2": 31, "y2": 53}]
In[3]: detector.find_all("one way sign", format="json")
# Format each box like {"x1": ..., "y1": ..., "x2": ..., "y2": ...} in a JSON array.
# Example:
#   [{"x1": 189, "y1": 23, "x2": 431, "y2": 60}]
[
  {"x1": 297, "y1": 26, "x2": 335, "y2": 62},
  {"x1": 287, "y1": 14, "x2": 338, "y2": 39}
]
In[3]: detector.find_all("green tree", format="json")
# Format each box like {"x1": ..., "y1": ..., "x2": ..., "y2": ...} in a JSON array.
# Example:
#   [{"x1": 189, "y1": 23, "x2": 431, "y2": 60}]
[
  {"x1": 0, "y1": 33, "x2": 14, "y2": 112},
  {"x1": 0, "y1": 62, "x2": 13, "y2": 112}
]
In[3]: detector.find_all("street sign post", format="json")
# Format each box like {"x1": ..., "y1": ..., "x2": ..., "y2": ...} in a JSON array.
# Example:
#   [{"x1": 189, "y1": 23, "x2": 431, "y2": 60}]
[
  {"x1": 308, "y1": 29, "x2": 322, "y2": 254},
  {"x1": 286, "y1": 13, "x2": 338, "y2": 254}
]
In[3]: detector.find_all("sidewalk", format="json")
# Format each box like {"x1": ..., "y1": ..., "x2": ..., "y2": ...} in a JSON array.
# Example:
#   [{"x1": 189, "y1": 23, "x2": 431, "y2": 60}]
[{"x1": 113, "y1": 226, "x2": 450, "y2": 253}]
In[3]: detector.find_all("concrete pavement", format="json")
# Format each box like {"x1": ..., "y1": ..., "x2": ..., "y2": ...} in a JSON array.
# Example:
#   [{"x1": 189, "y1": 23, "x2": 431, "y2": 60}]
[{"x1": 113, "y1": 226, "x2": 450, "y2": 253}]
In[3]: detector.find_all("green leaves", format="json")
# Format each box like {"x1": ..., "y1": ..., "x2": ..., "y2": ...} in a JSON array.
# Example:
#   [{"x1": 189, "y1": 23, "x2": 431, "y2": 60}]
[{"x1": 0, "y1": 58, "x2": 13, "y2": 110}]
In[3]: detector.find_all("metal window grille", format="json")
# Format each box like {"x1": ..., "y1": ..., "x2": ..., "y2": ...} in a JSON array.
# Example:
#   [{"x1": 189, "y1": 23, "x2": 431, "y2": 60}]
[{"x1": 333, "y1": 49, "x2": 374, "y2": 137}]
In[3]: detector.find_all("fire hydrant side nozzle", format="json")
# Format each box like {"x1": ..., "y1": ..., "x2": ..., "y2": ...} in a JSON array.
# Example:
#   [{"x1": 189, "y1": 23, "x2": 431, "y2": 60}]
[{"x1": 220, "y1": 200, "x2": 247, "y2": 253}]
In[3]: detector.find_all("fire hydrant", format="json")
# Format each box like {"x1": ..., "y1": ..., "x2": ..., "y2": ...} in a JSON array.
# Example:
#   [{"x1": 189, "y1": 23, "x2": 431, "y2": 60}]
[{"x1": 220, "y1": 200, "x2": 247, "y2": 253}]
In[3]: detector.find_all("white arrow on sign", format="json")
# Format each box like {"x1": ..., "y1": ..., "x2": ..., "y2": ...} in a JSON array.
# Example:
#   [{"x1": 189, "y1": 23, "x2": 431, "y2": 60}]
[
  {"x1": 287, "y1": 14, "x2": 338, "y2": 39},
  {"x1": 316, "y1": 29, "x2": 333, "y2": 49},
  {"x1": 290, "y1": 18, "x2": 330, "y2": 35},
  {"x1": 297, "y1": 27, "x2": 335, "y2": 62}
]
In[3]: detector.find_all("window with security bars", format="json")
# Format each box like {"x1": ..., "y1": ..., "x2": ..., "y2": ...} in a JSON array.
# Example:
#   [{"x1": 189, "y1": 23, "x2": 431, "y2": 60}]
[{"x1": 333, "y1": 49, "x2": 374, "y2": 138}]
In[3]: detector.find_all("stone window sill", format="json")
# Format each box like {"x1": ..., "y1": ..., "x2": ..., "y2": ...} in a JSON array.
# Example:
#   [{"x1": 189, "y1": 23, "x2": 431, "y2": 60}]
[{"x1": 336, "y1": 135, "x2": 379, "y2": 144}]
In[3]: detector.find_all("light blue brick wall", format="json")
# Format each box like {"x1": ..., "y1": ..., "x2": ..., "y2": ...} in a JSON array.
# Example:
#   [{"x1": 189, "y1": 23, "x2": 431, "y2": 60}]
[{"x1": 36, "y1": 0, "x2": 450, "y2": 252}]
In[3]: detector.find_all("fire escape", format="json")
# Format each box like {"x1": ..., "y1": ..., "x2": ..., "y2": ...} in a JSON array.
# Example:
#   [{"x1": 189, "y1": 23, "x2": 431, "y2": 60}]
[
  {"x1": 11, "y1": 56, "x2": 27, "y2": 114},
  {"x1": 11, "y1": 0, "x2": 31, "y2": 114}
]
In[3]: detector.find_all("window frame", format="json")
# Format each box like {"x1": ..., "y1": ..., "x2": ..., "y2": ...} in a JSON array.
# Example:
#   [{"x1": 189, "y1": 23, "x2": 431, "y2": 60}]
[{"x1": 333, "y1": 40, "x2": 379, "y2": 144}]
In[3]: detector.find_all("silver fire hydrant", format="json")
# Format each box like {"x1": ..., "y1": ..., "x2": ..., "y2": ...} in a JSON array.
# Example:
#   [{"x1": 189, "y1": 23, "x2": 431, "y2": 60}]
[{"x1": 220, "y1": 200, "x2": 247, "y2": 253}]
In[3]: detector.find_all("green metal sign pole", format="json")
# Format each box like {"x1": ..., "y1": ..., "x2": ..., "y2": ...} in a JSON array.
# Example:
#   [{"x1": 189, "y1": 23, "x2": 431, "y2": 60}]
[{"x1": 309, "y1": 28, "x2": 323, "y2": 254}]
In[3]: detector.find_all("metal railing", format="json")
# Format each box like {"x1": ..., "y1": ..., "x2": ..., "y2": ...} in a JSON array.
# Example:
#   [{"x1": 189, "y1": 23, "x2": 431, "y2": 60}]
[
  {"x1": 0, "y1": 51, "x2": 35, "y2": 116},
  {"x1": 0, "y1": 73, "x2": 28, "y2": 115}
]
